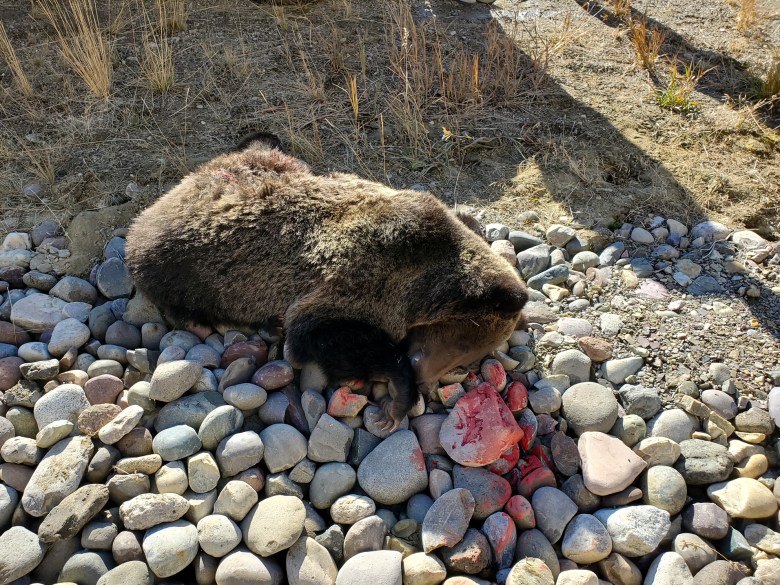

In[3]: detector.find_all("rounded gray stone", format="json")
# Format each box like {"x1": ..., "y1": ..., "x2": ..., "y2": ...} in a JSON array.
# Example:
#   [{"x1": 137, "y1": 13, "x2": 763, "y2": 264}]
[
  {"x1": 594, "y1": 505, "x2": 670, "y2": 557},
  {"x1": 48, "y1": 318, "x2": 91, "y2": 357},
  {"x1": 260, "y1": 423, "x2": 308, "y2": 473},
  {"x1": 198, "y1": 405, "x2": 244, "y2": 451},
  {"x1": 561, "y1": 382, "x2": 619, "y2": 435},
  {"x1": 642, "y1": 465, "x2": 688, "y2": 515},
  {"x1": 551, "y1": 349, "x2": 591, "y2": 384},
  {"x1": 357, "y1": 430, "x2": 428, "y2": 505},
  {"x1": 0, "y1": 526, "x2": 46, "y2": 584},
  {"x1": 310, "y1": 462, "x2": 357, "y2": 509},
  {"x1": 33, "y1": 383, "x2": 90, "y2": 429},
  {"x1": 286, "y1": 536, "x2": 338, "y2": 585},
  {"x1": 241, "y1": 495, "x2": 306, "y2": 557},
  {"x1": 216, "y1": 431, "x2": 264, "y2": 477},
  {"x1": 59, "y1": 550, "x2": 115, "y2": 585},
  {"x1": 214, "y1": 549, "x2": 283, "y2": 585},
  {"x1": 647, "y1": 409, "x2": 696, "y2": 443},
  {"x1": 531, "y1": 487, "x2": 578, "y2": 544},
  {"x1": 674, "y1": 439, "x2": 734, "y2": 485},
  {"x1": 142, "y1": 520, "x2": 199, "y2": 578},
  {"x1": 335, "y1": 550, "x2": 402, "y2": 585},
  {"x1": 561, "y1": 513, "x2": 612, "y2": 564},
  {"x1": 152, "y1": 425, "x2": 202, "y2": 462},
  {"x1": 149, "y1": 360, "x2": 203, "y2": 402},
  {"x1": 95, "y1": 560, "x2": 153, "y2": 585}
]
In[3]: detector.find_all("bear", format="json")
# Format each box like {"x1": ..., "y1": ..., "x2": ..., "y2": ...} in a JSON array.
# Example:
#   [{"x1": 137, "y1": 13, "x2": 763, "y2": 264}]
[{"x1": 125, "y1": 133, "x2": 528, "y2": 429}]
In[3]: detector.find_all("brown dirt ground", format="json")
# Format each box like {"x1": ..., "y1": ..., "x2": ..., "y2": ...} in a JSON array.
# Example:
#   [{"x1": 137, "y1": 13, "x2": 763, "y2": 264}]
[{"x1": 0, "y1": 0, "x2": 778, "y2": 249}]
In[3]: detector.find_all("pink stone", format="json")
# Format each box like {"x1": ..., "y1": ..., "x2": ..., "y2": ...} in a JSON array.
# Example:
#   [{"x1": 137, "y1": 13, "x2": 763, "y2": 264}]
[
  {"x1": 505, "y1": 382, "x2": 528, "y2": 414},
  {"x1": 439, "y1": 383, "x2": 524, "y2": 467},
  {"x1": 504, "y1": 495, "x2": 535, "y2": 529},
  {"x1": 84, "y1": 374, "x2": 124, "y2": 405},
  {"x1": 578, "y1": 431, "x2": 648, "y2": 496},
  {"x1": 487, "y1": 444, "x2": 520, "y2": 476},
  {"x1": 0, "y1": 322, "x2": 31, "y2": 345},
  {"x1": 251, "y1": 360, "x2": 294, "y2": 390},
  {"x1": 327, "y1": 386, "x2": 368, "y2": 418},
  {"x1": 480, "y1": 359, "x2": 507, "y2": 391},
  {"x1": 518, "y1": 466, "x2": 557, "y2": 498},
  {"x1": 530, "y1": 445, "x2": 555, "y2": 471},
  {"x1": 342, "y1": 379, "x2": 366, "y2": 391},
  {"x1": 481, "y1": 511, "x2": 517, "y2": 569},
  {"x1": 0, "y1": 357, "x2": 23, "y2": 391},
  {"x1": 220, "y1": 340, "x2": 268, "y2": 368}
]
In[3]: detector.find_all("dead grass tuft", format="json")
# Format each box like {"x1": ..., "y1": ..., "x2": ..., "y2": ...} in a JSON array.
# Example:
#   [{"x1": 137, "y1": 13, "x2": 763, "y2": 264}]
[
  {"x1": 759, "y1": 52, "x2": 780, "y2": 100},
  {"x1": 142, "y1": 0, "x2": 176, "y2": 93},
  {"x1": 737, "y1": 0, "x2": 756, "y2": 32},
  {"x1": 160, "y1": 0, "x2": 187, "y2": 33},
  {"x1": 0, "y1": 22, "x2": 34, "y2": 98},
  {"x1": 610, "y1": 0, "x2": 631, "y2": 20},
  {"x1": 37, "y1": 0, "x2": 113, "y2": 98},
  {"x1": 629, "y1": 16, "x2": 665, "y2": 72}
]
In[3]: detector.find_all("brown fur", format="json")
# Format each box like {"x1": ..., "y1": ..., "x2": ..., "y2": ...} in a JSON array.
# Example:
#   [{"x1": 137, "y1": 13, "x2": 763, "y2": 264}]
[{"x1": 126, "y1": 139, "x2": 527, "y2": 424}]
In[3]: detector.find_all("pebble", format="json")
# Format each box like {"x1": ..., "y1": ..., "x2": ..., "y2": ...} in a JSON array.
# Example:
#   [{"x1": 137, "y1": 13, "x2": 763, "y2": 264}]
[
  {"x1": 674, "y1": 439, "x2": 734, "y2": 484},
  {"x1": 96, "y1": 257, "x2": 134, "y2": 298},
  {"x1": 37, "y1": 483, "x2": 109, "y2": 543},
  {"x1": 645, "y1": 552, "x2": 693, "y2": 585},
  {"x1": 402, "y1": 552, "x2": 447, "y2": 585},
  {"x1": 22, "y1": 435, "x2": 94, "y2": 517},
  {"x1": 59, "y1": 550, "x2": 115, "y2": 585},
  {"x1": 673, "y1": 533, "x2": 716, "y2": 574},
  {"x1": 439, "y1": 527, "x2": 491, "y2": 574},
  {"x1": 439, "y1": 384, "x2": 523, "y2": 466},
  {"x1": 692, "y1": 560, "x2": 747, "y2": 585},
  {"x1": 308, "y1": 413, "x2": 354, "y2": 463},
  {"x1": 618, "y1": 385, "x2": 662, "y2": 420},
  {"x1": 641, "y1": 465, "x2": 687, "y2": 514},
  {"x1": 11, "y1": 293, "x2": 67, "y2": 331},
  {"x1": 681, "y1": 502, "x2": 729, "y2": 540},
  {"x1": 260, "y1": 423, "x2": 308, "y2": 473},
  {"x1": 33, "y1": 383, "x2": 90, "y2": 429},
  {"x1": 0, "y1": 525, "x2": 46, "y2": 583},
  {"x1": 453, "y1": 465, "x2": 511, "y2": 520},
  {"x1": 309, "y1": 462, "x2": 356, "y2": 509},
  {"x1": 561, "y1": 513, "x2": 612, "y2": 564},
  {"x1": 422, "y1": 487, "x2": 475, "y2": 552},
  {"x1": 561, "y1": 382, "x2": 619, "y2": 435},
  {"x1": 335, "y1": 550, "x2": 402, "y2": 585},
  {"x1": 344, "y1": 515, "x2": 388, "y2": 559},
  {"x1": 287, "y1": 536, "x2": 338, "y2": 585},
  {"x1": 516, "y1": 529, "x2": 559, "y2": 578},
  {"x1": 149, "y1": 359, "x2": 203, "y2": 402},
  {"x1": 197, "y1": 514, "x2": 242, "y2": 557},
  {"x1": 551, "y1": 349, "x2": 591, "y2": 384},
  {"x1": 579, "y1": 432, "x2": 647, "y2": 496},
  {"x1": 531, "y1": 487, "x2": 578, "y2": 544},
  {"x1": 214, "y1": 548, "x2": 284, "y2": 584},
  {"x1": 48, "y1": 318, "x2": 91, "y2": 357},
  {"x1": 242, "y1": 495, "x2": 306, "y2": 556},
  {"x1": 95, "y1": 560, "x2": 153, "y2": 585},
  {"x1": 506, "y1": 557, "x2": 555, "y2": 585},
  {"x1": 84, "y1": 374, "x2": 124, "y2": 405},
  {"x1": 142, "y1": 520, "x2": 199, "y2": 578},
  {"x1": 594, "y1": 505, "x2": 670, "y2": 556},
  {"x1": 647, "y1": 409, "x2": 695, "y2": 443},
  {"x1": 357, "y1": 430, "x2": 427, "y2": 505},
  {"x1": 153, "y1": 425, "x2": 203, "y2": 461},
  {"x1": 98, "y1": 405, "x2": 144, "y2": 444},
  {"x1": 119, "y1": 492, "x2": 189, "y2": 529},
  {"x1": 701, "y1": 389, "x2": 738, "y2": 420},
  {"x1": 707, "y1": 478, "x2": 778, "y2": 518},
  {"x1": 602, "y1": 356, "x2": 644, "y2": 384},
  {"x1": 216, "y1": 430, "x2": 264, "y2": 477},
  {"x1": 198, "y1": 405, "x2": 244, "y2": 451},
  {"x1": 223, "y1": 382, "x2": 267, "y2": 410}
]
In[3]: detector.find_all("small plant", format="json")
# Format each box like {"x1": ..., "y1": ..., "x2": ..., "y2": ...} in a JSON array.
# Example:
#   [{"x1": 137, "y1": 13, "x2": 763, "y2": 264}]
[
  {"x1": 0, "y1": 22, "x2": 34, "y2": 97},
  {"x1": 737, "y1": 0, "x2": 756, "y2": 32},
  {"x1": 656, "y1": 60, "x2": 708, "y2": 115},
  {"x1": 38, "y1": 0, "x2": 113, "y2": 98},
  {"x1": 629, "y1": 16, "x2": 664, "y2": 72},
  {"x1": 348, "y1": 76, "x2": 359, "y2": 142},
  {"x1": 610, "y1": 0, "x2": 631, "y2": 20}
]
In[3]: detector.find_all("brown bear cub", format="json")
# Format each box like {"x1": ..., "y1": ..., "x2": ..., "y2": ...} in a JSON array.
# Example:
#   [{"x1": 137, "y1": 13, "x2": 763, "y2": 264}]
[{"x1": 126, "y1": 133, "x2": 528, "y2": 428}]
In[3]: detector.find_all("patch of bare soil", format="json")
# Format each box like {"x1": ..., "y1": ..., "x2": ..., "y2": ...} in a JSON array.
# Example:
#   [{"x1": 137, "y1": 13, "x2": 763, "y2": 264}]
[{"x1": 0, "y1": 0, "x2": 778, "y2": 242}]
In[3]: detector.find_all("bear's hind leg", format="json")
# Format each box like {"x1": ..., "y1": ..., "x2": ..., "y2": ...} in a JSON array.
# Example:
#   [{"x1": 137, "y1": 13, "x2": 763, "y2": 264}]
[{"x1": 284, "y1": 315, "x2": 418, "y2": 430}]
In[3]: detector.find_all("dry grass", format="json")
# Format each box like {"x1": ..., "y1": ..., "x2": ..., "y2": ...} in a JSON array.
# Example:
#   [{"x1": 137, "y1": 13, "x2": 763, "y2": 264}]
[
  {"x1": 610, "y1": 0, "x2": 631, "y2": 20},
  {"x1": 0, "y1": 22, "x2": 34, "y2": 98},
  {"x1": 142, "y1": 0, "x2": 176, "y2": 93},
  {"x1": 629, "y1": 16, "x2": 665, "y2": 72},
  {"x1": 37, "y1": 0, "x2": 113, "y2": 98},
  {"x1": 760, "y1": 51, "x2": 780, "y2": 99},
  {"x1": 737, "y1": 0, "x2": 756, "y2": 32},
  {"x1": 160, "y1": 0, "x2": 187, "y2": 33}
]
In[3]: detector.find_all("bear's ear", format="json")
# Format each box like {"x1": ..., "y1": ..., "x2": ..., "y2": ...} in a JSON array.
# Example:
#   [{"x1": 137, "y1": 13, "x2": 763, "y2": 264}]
[
  {"x1": 232, "y1": 131, "x2": 285, "y2": 153},
  {"x1": 455, "y1": 211, "x2": 484, "y2": 238},
  {"x1": 484, "y1": 280, "x2": 528, "y2": 315}
]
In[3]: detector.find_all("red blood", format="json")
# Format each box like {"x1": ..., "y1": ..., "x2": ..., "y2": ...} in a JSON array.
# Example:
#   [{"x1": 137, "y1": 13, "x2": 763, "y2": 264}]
[
  {"x1": 504, "y1": 494, "x2": 536, "y2": 530},
  {"x1": 481, "y1": 511, "x2": 517, "y2": 569},
  {"x1": 439, "y1": 383, "x2": 524, "y2": 467},
  {"x1": 517, "y1": 408, "x2": 538, "y2": 451},
  {"x1": 327, "y1": 386, "x2": 368, "y2": 418},
  {"x1": 531, "y1": 445, "x2": 554, "y2": 471},
  {"x1": 480, "y1": 358, "x2": 507, "y2": 391},
  {"x1": 504, "y1": 468, "x2": 521, "y2": 492},
  {"x1": 518, "y1": 466, "x2": 557, "y2": 498},
  {"x1": 462, "y1": 371, "x2": 481, "y2": 390},
  {"x1": 517, "y1": 455, "x2": 544, "y2": 476},
  {"x1": 438, "y1": 383, "x2": 465, "y2": 405},
  {"x1": 487, "y1": 444, "x2": 521, "y2": 476},
  {"x1": 505, "y1": 381, "x2": 528, "y2": 414},
  {"x1": 341, "y1": 378, "x2": 366, "y2": 392}
]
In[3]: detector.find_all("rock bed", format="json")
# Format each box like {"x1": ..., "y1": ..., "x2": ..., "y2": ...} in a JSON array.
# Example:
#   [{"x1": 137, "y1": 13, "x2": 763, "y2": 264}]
[{"x1": 0, "y1": 214, "x2": 778, "y2": 585}]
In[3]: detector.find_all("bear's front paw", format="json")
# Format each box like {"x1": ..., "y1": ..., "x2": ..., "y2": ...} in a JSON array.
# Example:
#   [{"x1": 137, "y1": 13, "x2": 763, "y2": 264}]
[{"x1": 370, "y1": 397, "x2": 406, "y2": 432}]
